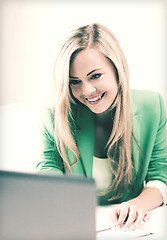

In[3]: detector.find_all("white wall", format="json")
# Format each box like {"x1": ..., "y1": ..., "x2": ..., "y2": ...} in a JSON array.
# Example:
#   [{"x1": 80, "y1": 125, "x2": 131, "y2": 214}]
[
  {"x1": 0, "y1": 0, "x2": 167, "y2": 172},
  {"x1": 1, "y1": 0, "x2": 167, "y2": 106}
]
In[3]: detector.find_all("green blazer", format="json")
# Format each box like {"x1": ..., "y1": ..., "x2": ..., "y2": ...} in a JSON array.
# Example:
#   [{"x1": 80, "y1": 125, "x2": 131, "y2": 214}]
[{"x1": 36, "y1": 89, "x2": 167, "y2": 204}]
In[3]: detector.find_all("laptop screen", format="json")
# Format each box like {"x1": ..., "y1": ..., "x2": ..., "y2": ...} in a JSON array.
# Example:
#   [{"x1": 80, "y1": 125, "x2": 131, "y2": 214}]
[{"x1": 0, "y1": 170, "x2": 96, "y2": 240}]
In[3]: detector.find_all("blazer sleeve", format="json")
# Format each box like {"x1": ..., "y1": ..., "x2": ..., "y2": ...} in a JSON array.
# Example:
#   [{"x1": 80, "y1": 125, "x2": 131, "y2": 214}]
[
  {"x1": 145, "y1": 94, "x2": 167, "y2": 185},
  {"x1": 36, "y1": 108, "x2": 65, "y2": 174}
]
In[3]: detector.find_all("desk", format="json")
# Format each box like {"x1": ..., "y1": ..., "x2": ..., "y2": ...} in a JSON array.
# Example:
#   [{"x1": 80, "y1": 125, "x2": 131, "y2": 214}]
[{"x1": 96, "y1": 205, "x2": 167, "y2": 239}]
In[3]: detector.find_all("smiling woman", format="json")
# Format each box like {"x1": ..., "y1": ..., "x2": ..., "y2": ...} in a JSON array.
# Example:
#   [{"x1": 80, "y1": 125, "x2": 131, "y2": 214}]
[
  {"x1": 36, "y1": 23, "x2": 167, "y2": 231},
  {"x1": 69, "y1": 48, "x2": 118, "y2": 114}
]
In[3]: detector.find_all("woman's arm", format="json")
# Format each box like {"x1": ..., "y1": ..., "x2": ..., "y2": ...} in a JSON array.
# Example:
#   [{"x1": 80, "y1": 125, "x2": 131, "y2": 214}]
[
  {"x1": 128, "y1": 186, "x2": 163, "y2": 210},
  {"x1": 110, "y1": 187, "x2": 163, "y2": 231},
  {"x1": 111, "y1": 93, "x2": 167, "y2": 231},
  {"x1": 36, "y1": 108, "x2": 64, "y2": 174}
]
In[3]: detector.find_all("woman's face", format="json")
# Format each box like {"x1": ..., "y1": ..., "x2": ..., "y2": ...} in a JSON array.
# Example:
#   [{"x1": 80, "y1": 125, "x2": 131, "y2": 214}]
[{"x1": 69, "y1": 48, "x2": 118, "y2": 114}]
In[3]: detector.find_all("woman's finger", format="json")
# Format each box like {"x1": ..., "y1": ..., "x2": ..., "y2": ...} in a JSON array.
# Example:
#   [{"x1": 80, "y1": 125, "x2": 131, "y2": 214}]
[
  {"x1": 123, "y1": 204, "x2": 138, "y2": 231},
  {"x1": 143, "y1": 211, "x2": 151, "y2": 222},
  {"x1": 116, "y1": 202, "x2": 130, "y2": 228},
  {"x1": 132, "y1": 209, "x2": 145, "y2": 229},
  {"x1": 110, "y1": 207, "x2": 120, "y2": 227},
  {"x1": 125, "y1": 209, "x2": 151, "y2": 231}
]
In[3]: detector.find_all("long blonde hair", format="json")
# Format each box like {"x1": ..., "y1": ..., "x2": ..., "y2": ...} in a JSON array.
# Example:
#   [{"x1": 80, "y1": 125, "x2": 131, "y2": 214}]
[{"x1": 53, "y1": 23, "x2": 132, "y2": 200}]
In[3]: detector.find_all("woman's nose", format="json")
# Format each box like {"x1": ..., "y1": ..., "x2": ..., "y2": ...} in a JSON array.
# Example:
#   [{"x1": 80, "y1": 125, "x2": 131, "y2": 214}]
[{"x1": 82, "y1": 82, "x2": 96, "y2": 96}]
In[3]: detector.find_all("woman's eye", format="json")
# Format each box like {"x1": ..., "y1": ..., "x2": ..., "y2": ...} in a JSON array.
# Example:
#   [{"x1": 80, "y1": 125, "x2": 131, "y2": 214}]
[
  {"x1": 70, "y1": 79, "x2": 81, "y2": 86},
  {"x1": 90, "y1": 73, "x2": 102, "y2": 80}
]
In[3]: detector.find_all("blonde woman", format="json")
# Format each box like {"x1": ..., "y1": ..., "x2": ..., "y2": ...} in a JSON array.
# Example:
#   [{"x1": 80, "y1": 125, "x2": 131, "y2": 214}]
[{"x1": 36, "y1": 23, "x2": 167, "y2": 231}]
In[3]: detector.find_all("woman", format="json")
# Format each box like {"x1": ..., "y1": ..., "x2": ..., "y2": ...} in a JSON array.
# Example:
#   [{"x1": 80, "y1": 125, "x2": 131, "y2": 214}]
[{"x1": 36, "y1": 23, "x2": 167, "y2": 231}]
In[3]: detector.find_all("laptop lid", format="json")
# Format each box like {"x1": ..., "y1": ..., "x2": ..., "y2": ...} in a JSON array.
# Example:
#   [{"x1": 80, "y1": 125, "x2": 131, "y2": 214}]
[{"x1": 0, "y1": 170, "x2": 96, "y2": 240}]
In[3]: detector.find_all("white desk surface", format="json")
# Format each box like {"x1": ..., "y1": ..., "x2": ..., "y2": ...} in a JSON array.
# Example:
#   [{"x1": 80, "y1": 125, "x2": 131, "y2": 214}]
[{"x1": 96, "y1": 205, "x2": 167, "y2": 239}]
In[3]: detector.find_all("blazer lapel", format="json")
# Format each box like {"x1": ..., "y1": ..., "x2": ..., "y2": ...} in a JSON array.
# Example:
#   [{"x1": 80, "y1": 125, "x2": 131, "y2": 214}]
[
  {"x1": 66, "y1": 146, "x2": 86, "y2": 176},
  {"x1": 75, "y1": 105, "x2": 95, "y2": 178},
  {"x1": 131, "y1": 99, "x2": 141, "y2": 172}
]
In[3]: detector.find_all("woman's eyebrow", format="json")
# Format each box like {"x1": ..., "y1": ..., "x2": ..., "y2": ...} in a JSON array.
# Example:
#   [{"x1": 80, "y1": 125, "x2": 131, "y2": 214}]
[
  {"x1": 86, "y1": 68, "x2": 102, "y2": 76},
  {"x1": 69, "y1": 76, "x2": 79, "y2": 79},
  {"x1": 69, "y1": 68, "x2": 102, "y2": 79}
]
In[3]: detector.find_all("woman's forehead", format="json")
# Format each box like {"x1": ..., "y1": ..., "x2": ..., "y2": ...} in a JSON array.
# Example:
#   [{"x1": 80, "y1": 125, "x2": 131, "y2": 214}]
[{"x1": 70, "y1": 48, "x2": 115, "y2": 76}]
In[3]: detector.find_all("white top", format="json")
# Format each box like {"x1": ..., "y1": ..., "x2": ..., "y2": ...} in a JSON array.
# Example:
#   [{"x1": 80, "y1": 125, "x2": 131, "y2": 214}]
[
  {"x1": 93, "y1": 156, "x2": 112, "y2": 193},
  {"x1": 93, "y1": 156, "x2": 167, "y2": 204}
]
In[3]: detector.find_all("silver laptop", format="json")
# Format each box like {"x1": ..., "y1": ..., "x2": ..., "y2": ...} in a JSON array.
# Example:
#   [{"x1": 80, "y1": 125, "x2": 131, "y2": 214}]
[{"x1": 0, "y1": 170, "x2": 96, "y2": 240}]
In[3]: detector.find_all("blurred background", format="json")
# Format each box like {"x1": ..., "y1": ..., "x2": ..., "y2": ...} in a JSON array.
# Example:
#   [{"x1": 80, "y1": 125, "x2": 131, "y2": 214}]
[{"x1": 0, "y1": 0, "x2": 166, "y2": 172}]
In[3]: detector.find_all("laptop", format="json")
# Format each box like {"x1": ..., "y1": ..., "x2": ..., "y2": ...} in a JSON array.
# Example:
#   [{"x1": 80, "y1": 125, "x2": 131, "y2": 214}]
[{"x1": 0, "y1": 170, "x2": 97, "y2": 240}]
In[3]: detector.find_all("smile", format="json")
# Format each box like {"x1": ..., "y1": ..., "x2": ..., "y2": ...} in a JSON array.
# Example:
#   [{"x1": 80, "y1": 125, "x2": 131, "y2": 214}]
[{"x1": 86, "y1": 92, "x2": 105, "y2": 104}]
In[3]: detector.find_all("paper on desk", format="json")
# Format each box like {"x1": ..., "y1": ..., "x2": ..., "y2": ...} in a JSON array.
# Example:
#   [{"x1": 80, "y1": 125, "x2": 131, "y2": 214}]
[
  {"x1": 97, "y1": 228, "x2": 157, "y2": 240},
  {"x1": 96, "y1": 205, "x2": 167, "y2": 239}
]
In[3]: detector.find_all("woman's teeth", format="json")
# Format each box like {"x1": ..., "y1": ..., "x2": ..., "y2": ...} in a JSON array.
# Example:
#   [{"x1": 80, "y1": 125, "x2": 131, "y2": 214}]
[{"x1": 87, "y1": 93, "x2": 104, "y2": 102}]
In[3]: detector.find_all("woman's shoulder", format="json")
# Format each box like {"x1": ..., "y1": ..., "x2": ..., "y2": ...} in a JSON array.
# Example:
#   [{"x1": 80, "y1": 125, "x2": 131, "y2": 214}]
[
  {"x1": 39, "y1": 106, "x2": 55, "y2": 138},
  {"x1": 130, "y1": 89, "x2": 164, "y2": 116},
  {"x1": 130, "y1": 89, "x2": 160, "y2": 102}
]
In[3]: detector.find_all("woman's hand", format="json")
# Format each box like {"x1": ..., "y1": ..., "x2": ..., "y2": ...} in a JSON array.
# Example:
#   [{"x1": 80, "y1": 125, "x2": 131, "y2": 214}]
[{"x1": 110, "y1": 202, "x2": 151, "y2": 231}]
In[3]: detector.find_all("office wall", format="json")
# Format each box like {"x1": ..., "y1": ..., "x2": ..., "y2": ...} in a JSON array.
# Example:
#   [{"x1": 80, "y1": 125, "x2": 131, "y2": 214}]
[{"x1": 1, "y1": 0, "x2": 167, "y2": 106}]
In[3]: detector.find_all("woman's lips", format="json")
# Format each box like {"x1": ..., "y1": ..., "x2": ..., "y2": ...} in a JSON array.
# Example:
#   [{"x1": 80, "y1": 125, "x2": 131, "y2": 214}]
[{"x1": 85, "y1": 92, "x2": 105, "y2": 105}]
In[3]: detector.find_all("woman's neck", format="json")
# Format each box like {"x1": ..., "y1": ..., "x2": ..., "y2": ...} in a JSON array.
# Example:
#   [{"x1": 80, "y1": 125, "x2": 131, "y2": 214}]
[{"x1": 94, "y1": 108, "x2": 115, "y2": 127}]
